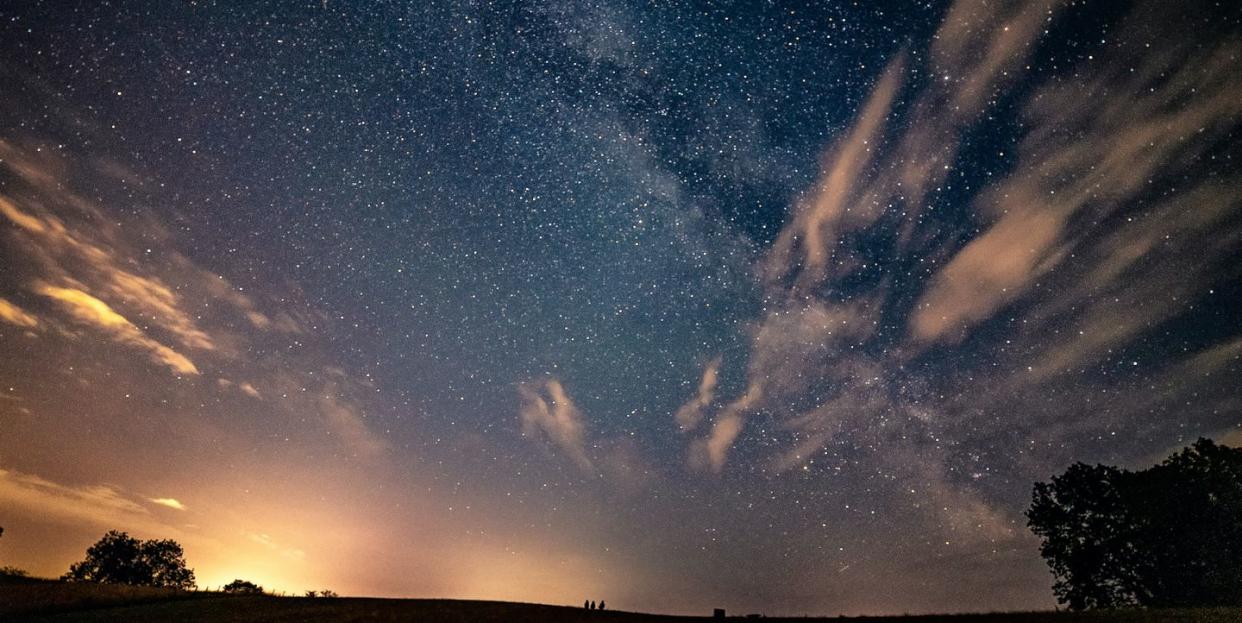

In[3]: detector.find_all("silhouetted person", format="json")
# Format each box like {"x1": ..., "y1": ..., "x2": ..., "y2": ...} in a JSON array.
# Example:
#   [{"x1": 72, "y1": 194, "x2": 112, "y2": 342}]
[
  {"x1": 599, "y1": 600, "x2": 606, "y2": 611},
  {"x1": 584, "y1": 599, "x2": 590, "y2": 609},
  {"x1": 590, "y1": 600, "x2": 596, "y2": 610}
]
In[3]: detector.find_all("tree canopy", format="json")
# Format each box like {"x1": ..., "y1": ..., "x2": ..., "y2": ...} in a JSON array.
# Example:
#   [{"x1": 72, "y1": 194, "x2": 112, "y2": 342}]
[
  {"x1": 223, "y1": 578, "x2": 264, "y2": 594},
  {"x1": 1027, "y1": 438, "x2": 1242, "y2": 609},
  {"x1": 62, "y1": 530, "x2": 196, "y2": 590}
]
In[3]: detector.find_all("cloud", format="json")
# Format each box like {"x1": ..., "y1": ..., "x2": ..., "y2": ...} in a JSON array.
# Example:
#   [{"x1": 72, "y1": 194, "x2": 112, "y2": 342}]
[
  {"x1": 1, "y1": 190, "x2": 226, "y2": 359},
  {"x1": 909, "y1": 208, "x2": 1065, "y2": 344},
  {"x1": 217, "y1": 378, "x2": 263, "y2": 399},
  {"x1": 1218, "y1": 429, "x2": 1242, "y2": 449},
  {"x1": 910, "y1": 9, "x2": 1242, "y2": 346},
  {"x1": 318, "y1": 390, "x2": 390, "y2": 460},
  {"x1": 696, "y1": 0, "x2": 1242, "y2": 482},
  {"x1": 3, "y1": 140, "x2": 375, "y2": 452},
  {"x1": 690, "y1": 381, "x2": 761, "y2": 473},
  {"x1": 762, "y1": 0, "x2": 1067, "y2": 294},
  {"x1": 692, "y1": 0, "x2": 1071, "y2": 474},
  {"x1": 0, "y1": 298, "x2": 39, "y2": 328},
  {"x1": 36, "y1": 283, "x2": 199, "y2": 375},
  {"x1": 761, "y1": 56, "x2": 907, "y2": 291},
  {"x1": 890, "y1": 0, "x2": 1067, "y2": 245},
  {"x1": 0, "y1": 194, "x2": 49, "y2": 233},
  {"x1": 689, "y1": 299, "x2": 880, "y2": 472},
  {"x1": 518, "y1": 378, "x2": 594, "y2": 473},
  {"x1": 674, "y1": 356, "x2": 721, "y2": 432},
  {"x1": 106, "y1": 270, "x2": 215, "y2": 351},
  {"x1": 246, "y1": 532, "x2": 306, "y2": 561},
  {"x1": 150, "y1": 497, "x2": 186, "y2": 511},
  {"x1": 0, "y1": 468, "x2": 154, "y2": 529},
  {"x1": 0, "y1": 151, "x2": 290, "y2": 363}
]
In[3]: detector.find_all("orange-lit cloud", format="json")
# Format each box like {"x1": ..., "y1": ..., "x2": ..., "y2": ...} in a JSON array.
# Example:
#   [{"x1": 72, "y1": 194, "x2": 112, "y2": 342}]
[
  {"x1": 689, "y1": 299, "x2": 880, "y2": 472},
  {"x1": 318, "y1": 390, "x2": 390, "y2": 459},
  {"x1": 690, "y1": 382, "x2": 760, "y2": 473},
  {"x1": 674, "y1": 356, "x2": 721, "y2": 431},
  {"x1": 0, "y1": 194, "x2": 49, "y2": 233},
  {"x1": 761, "y1": 57, "x2": 906, "y2": 291},
  {"x1": 910, "y1": 19, "x2": 1242, "y2": 346},
  {"x1": 1, "y1": 193, "x2": 221, "y2": 356},
  {"x1": 2, "y1": 143, "x2": 388, "y2": 456},
  {"x1": 0, "y1": 468, "x2": 157, "y2": 531},
  {"x1": 889, "y1": 0, "x2": 1067, "y2": 245},
  {"x1": 107, "y1": 271, "x2": 215, "y2": 351},
  {"x1": 696, "y1": 0, "x2": 1070, "y2": 474},
  {"x1": 36, "y1": 283, "x2": 199, "y2": 375},
  {"x1": 0, "y1": 297, "x2": 39, "y2": 328},
  {"x1": 703, "y1": 0, "x2": 1242, "y2": 481},
  {"x1": 217, "y1": 378, "x2": 264, "y2": 398},
  {"x1": 518, "y1": 378, "x2": 594, "y2": 473},
  {"x1": 246, "y1": 532, "x2": 306, "y2": 561},
  {"x1": 150, "y1": 497, "x2": 186, "y2": 511}
]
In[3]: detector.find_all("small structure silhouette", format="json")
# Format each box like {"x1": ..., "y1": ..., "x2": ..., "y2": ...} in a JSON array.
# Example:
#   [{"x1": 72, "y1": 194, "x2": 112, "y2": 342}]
[
  {"x1": 584, "y1": 600, "x2": 590, "y2": 609},
  {"x1": 713, "y1": 608, "x2": 726, "y2": 618}
]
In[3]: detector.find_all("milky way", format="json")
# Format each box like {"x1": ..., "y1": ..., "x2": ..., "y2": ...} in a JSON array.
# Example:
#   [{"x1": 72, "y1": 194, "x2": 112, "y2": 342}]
[{"x1": 1, "y1": 1, "x2": 1240, "y2": 616}]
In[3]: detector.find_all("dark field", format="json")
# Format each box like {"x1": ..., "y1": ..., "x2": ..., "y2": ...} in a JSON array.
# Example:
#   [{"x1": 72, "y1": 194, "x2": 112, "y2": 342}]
[{"x1": 3, "y1": 577, "x2": 1240, "y2": 623}]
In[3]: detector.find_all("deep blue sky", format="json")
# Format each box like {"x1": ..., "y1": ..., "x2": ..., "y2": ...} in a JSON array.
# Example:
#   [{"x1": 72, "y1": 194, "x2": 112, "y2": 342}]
[{"x1": 1, "y1": 0, "x2": 1240, "y2": 615}]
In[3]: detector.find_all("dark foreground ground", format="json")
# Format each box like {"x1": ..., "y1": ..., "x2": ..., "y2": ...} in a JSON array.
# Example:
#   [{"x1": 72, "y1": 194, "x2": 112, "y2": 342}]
[{"x1": 3, "y1": 575, "x2": 1240, "y2": 622}]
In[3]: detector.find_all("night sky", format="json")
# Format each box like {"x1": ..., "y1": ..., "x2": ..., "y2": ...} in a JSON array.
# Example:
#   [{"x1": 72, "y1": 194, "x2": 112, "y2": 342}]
[{"x1": 1, "y1": 0, "x2": 1240, "y2": 616}]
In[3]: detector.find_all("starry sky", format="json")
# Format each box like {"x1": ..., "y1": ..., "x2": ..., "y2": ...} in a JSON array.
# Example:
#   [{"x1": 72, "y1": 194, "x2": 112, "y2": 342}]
[{"x1": 1, "y1": 0, "x2": 1240, "y2": 616}]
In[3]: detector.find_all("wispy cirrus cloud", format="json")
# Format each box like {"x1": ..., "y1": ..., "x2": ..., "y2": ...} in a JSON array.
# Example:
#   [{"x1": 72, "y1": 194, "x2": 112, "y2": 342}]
[
  {"x1": 760, "y1": 57, "x2": 907, "y2": 291},
  {"x1": 150, "y1": 497, "x2": 186, "y2": 511},
  {"x1": 674, "y1": 356, "x2": 721, "y2": 432},
  {"x1": 0, "y1": 297, "x2": 38, "y2": 328},
  {"x1": 689, "y1": 0, "x2": 1242, "y2": 484},
  {"x1": 36, "y1": 283, "x2": 199, "y2": 376},
  {"x1": 518, "y1": 378, "x2": 594, "y2": 473},
  {"x1": 217, "y1": 378, "x2": 262, "y2": 399},
  {"x1": 246, "y1": 531, "x2": 306, "y2": 561},
  {"x1": 1, "y1": 194, "x2": 222, "y2": 355},
  {"x1": 910, "y1": 12, "x2": 1242, "y2": 346},
  {"x1": 319, "y1": 391, "x2": 390, "y2": 460},
  {"x1": 1, "y1": 129, "x2": 389, "y2": 461},
  {"x1": 0, "y1": 468, "x2": 153, "y2": 529}
]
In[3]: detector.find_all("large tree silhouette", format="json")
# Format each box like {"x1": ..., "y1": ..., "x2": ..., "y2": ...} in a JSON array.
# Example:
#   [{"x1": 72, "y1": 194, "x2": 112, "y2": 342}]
[
  {"x1": 63, "y1": 530, "x2": 196, "y2": 590},
  {"x1": 1028, "y1": 438, "x2": 1242, "y2": 609}
]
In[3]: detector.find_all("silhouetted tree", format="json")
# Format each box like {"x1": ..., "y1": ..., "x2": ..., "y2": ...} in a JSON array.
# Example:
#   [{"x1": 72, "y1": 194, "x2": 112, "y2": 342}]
[
  {"x1": 62, "y1": 530, "x2": 196, "y2": 590},
  {"x1": 223, "y1": 579, "x2": 264, "y2": 594},
  {"x1": 1028, "y1": 438, "x2": 1242, "y2": 609}
]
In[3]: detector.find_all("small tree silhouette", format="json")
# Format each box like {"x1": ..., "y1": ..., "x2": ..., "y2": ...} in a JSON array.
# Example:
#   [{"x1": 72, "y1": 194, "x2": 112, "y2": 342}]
[
  {"x1": 222, "y1": 579, "x2": 264, "y2": 594},
  {"x1": 63, "y1": 530, "x2": 195, "y2": 589}
]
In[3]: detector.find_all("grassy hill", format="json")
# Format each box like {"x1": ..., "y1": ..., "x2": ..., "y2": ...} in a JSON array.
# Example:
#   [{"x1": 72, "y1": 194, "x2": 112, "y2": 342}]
[{"x1": 4, "y1": 574, "x2": 1241, "y2": 622}]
